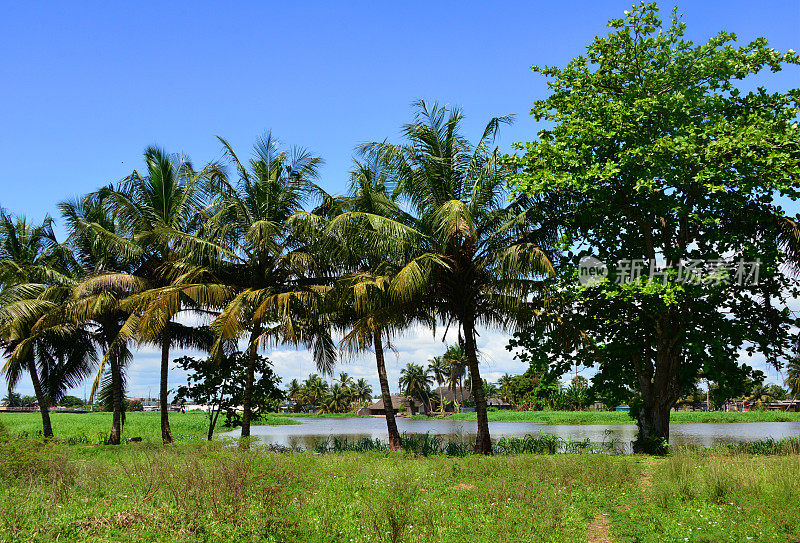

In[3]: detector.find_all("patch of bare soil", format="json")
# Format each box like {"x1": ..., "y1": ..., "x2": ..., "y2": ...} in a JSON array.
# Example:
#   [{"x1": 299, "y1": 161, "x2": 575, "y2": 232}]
[{"x1": 587, "y1": 513, "x2": 612, "y2": 543}]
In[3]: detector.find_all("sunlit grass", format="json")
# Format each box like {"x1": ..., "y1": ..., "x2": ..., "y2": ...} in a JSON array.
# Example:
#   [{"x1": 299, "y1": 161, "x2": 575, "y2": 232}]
[{"x1": 0, "y1": 411, "x2": 299, "y2": 444}]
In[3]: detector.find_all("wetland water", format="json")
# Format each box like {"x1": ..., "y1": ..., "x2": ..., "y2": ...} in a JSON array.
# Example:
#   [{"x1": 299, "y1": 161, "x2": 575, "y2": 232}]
[{"x1": 226, "y1": 417, "x2": 800, "y2": 452}]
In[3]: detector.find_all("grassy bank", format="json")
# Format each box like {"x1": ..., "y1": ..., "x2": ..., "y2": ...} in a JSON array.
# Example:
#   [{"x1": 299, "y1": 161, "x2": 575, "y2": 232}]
[
  {"x1": 0, "y1": 411, "x2": 299, "y2": 443},
  {"x1": 427, "y1": 409, "x2": 800, "y2": 425},
  {"x1": 0, "y1": 436, "x2": 798, "y2": 542}
]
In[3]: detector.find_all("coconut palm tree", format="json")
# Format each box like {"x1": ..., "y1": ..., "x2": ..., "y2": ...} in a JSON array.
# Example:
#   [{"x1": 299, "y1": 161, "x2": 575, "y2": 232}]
[
  {"x1": 0, "y1": 212, "x2": 83, "y2": 437},
  {"x1": 443, "y1": 344, "x2": 468, "y2": 411},
  {"x1": 322, "y1": 383, "x2": 350, "y2": 413},
  {"x1": 287, "y1": 378, "x2": 302, "y2": 406},
  {"x1": 59, "y1": 192, "x2": 145, "y2": 444},
  {"x1": 363, "y1": 101, "x2": 555, "y2": 453},
  {"x1": 784, "y1": 357, "x2": 800, "y2": 400},
  {"x1": 351, "y1": 378, "x2": 373, "y2": 403},
  {"x1": 497, "y1": 373, "x2": 515, "y2": 404},
  {"x1": 99, "y1": 147, "x2": 217, "y2": 443},
  {"x1": 429, "y1": 355, "x2": 449, "y2": 414},
  {"x1": 336, "y1": 372, "x2": 354, "y2": 391},
  {"x1": 301, "y1": 373, "x2": 329, "y2": 411},
  {"x1": 306, "y1": 158, "x2": 429, "y2": 450},
  {"x1": 183, "y1": 134, "x2": 336, "y2": 439},
  {"x1": 399, "y1": 362, "x2": 433, "y2": 415}
]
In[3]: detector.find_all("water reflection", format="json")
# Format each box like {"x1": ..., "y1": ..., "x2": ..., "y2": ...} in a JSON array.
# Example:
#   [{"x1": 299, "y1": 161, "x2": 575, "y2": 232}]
[{"x1": 223, "y1": 417, "x2": 800, "y2": 453}]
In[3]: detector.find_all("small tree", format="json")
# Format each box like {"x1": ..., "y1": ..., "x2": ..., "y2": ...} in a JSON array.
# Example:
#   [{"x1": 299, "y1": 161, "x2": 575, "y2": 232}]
[{"x1": 174, "y1": 351, "x2": 283, "y2": 440}]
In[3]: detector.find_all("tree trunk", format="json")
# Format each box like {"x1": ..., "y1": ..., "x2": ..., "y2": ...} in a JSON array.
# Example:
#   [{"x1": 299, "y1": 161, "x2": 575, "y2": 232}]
[
  {"x1": 208, "y1": 404, "x2": 220, "y2": 441},
  {"x1": 632, "y1": 316, "x2": 683, "y2": 454},
  {"x1": 463, "y1": 318, "x2": 491, "y2": 454},
  {"x1": 27, "y1": 355, "x2": 53, "y2": 439},
  {"x1": 240, "y1": 325, "x2": 261, "y2": 444},
  {"x1": 374, "y1": 329, "x2": 402, "y2": 451},
  {"x1": 160, "y1": 337, "x2": 173, "y2": 444},
  {"x1": 109, "y1": 352, "x2": 123, "y2": 445},
  {"x1": 634, "y1": 399, "x2": 671, "y2": 454}
]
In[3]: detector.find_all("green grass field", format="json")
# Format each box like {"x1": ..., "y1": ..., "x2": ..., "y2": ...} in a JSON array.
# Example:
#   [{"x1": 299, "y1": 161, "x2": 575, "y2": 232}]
[
  {"x1": 0, "y1": 436, "x2": 798, "y2": 542},
  {"x1": 0, "y1": 411, "x2": 299, "y2": 443}
]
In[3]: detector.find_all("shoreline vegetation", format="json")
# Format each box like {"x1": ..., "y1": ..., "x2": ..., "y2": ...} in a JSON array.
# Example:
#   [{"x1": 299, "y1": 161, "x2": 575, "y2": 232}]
[{"x1": 284, "y1": 409, "x2": 800, "y2": 424}]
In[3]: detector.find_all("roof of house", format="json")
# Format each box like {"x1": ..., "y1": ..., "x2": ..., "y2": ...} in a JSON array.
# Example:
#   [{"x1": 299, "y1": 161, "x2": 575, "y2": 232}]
[{"x1": 432, "y1": 386, "x2": 473, "y2": 403}]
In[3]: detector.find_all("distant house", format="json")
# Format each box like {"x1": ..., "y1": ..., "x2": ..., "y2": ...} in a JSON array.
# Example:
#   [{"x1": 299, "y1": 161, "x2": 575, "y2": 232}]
[
  {"x1": 431, "y1": 387, "x2": 512, "y2": 411},
  {"x1": 486, "y1": 397, "x2": 513, "y2": 410},
  {"x1": 723, "y1": 399, "x2": 800, "y2": 412},
  {"x1": 357, "y1": 395, "x2": 423, "y2": 416},
  {"x1": 357, "y1": 388, "x2": 512, "y2": 415}
]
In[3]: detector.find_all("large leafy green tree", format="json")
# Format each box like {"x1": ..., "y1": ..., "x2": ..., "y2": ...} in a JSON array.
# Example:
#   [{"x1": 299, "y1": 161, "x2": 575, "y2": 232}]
[
  {"x1": 509, "y1": 4, "x2": 800, "y2": 452},
  {"x1": 363, "y1": 101, "x2": 555, "y2": 454}
]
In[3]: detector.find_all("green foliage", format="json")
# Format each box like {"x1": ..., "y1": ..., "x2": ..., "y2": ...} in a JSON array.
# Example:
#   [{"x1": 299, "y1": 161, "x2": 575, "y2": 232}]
[
  {"x1": 174, "y1": 351, "x2": 284, "y2": 437},
  {"x1": 58, "y1": 395, "x2": 86, "y2": 408},
  {"x1": 509, "y1": 2, "x2": 800, "y2": 447}
]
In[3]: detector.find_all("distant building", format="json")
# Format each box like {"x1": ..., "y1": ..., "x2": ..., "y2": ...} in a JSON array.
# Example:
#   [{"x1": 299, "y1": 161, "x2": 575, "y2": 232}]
[
  {"x1": 357, "y1": 388, "x2": 512, "y2": 415},
  {"x1": 357, "y1": 394, "x2": 423, "y2": 416},
  {"x1": 723, "y1": 399, "x2": 800, "y2": 412}
]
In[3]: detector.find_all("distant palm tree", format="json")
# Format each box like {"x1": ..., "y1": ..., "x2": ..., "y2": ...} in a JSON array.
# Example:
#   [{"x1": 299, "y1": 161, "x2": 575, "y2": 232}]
[
  {"x1": 351, "y1": 378, "x2": 373, "y2": 403},
  {"x1": 784, "y1": 357, "x2": 800, "y2": 399},
  {"x1": 287, "y1": 378, "x2": 302, "y2": 404},
  {"x1": 337, "y1": 372, "x2": 354, "y2": 391},
  {"x1": 322, "y1": 383, "x2": 350, "y2": 413},
  {"x1": 429, "y1": 355, "x2": 448, "y2": 414},
  {"x1": 301, "y1": 374, "x2": 329, "y2": 411},
  {"x1": 399, "y1": 362, "x2": 433, "y2": 415},
  {"x1": 483, "y1": 380, "x2": 498, "y2": 399},
  {"x1": 444, "y1": 344, "x2": 467, "y2": 411},
  {"x1": 497, "y1": 373, "x2": 515, "y2": 404}
]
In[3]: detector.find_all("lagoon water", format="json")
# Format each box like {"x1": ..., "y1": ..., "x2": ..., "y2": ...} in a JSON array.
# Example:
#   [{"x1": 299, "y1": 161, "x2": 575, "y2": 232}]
[{"x1": 227, "y1": 417, "x2": 800, "y2": 453}]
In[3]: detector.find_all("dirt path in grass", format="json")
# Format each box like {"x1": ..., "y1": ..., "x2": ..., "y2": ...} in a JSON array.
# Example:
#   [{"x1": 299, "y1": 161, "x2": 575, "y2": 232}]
[
  {"x1": 587, "y1": 513, "x2": 612, "y2": 543},
  {"x1": 587, "y1": 462, "x2": 656, "y2": 542}
]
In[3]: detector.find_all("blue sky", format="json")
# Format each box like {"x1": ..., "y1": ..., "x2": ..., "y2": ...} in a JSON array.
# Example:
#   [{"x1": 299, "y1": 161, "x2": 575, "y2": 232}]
[{"x1": 2, "y1": 1, "x2": 799, "y2": 399}]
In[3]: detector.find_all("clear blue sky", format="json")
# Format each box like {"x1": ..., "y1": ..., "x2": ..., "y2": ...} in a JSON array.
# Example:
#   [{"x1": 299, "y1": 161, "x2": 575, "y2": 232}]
[{"x1": 1, "y1": 1, "x2": 798, "y2": 398}]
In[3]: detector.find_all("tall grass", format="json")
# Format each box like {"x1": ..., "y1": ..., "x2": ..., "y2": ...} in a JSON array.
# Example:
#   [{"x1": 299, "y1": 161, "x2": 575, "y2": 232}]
[{"x1": 310, "y1": 432, "x2": 622, "y2": 456}]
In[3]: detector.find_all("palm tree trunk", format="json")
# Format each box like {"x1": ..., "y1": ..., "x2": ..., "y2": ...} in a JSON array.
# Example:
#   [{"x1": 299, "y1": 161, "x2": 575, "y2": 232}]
[
  {"x1": 109, "y1": 352, "x2": 123, "y2": 445},
  {"x1": 374, "y1": 329, "x2": 402, "y2": 450},
  {"x1": 464, "y1": 318, "x2": 491, "y2": 454},
  {"x1": 240, "y1": 325, "x2": 261, "y2": 443},
  {"x1": 27, "y1": 355, "x2": 53, "y2": 438},
  {"x1": 160, "y1": 337, "x2": 173, "y2": 444}
]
